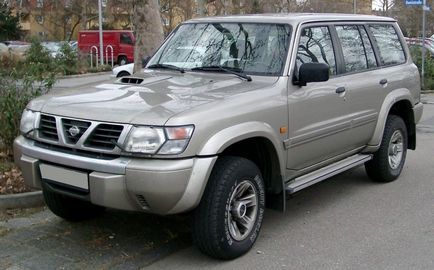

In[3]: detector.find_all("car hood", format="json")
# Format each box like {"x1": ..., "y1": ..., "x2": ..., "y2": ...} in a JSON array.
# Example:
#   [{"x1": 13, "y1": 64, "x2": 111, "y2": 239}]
[{"x1": 28, "y1": 71, "x2": 278, "y2": 126}]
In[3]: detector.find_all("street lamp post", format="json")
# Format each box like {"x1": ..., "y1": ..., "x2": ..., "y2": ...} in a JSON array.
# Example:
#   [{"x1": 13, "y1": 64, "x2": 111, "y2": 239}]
[
  {"x1": 353, "y1": 0, "x2": 357, "y2": 13},
  {"x1": 98, "y1": 0, "x2": 104, "y2": 66},
  {"x1": 422, "y1": 0, "x2": 427, "y2": 89}
]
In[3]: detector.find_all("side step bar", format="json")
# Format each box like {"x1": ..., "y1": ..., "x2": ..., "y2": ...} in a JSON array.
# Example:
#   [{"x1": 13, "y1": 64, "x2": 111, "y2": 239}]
[{"x1": 286, "y1": 154, "x2": 372, "y2": 194}]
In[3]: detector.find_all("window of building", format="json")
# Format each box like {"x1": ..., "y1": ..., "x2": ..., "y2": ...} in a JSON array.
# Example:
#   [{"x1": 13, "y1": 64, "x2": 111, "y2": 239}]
[
  {"x1": 35, "y1": 15, "x2": 44, "y2": 24},
  {"x1": 297, "y1": 26, "x2": 336, "y2": 75},
  {"x1": 369, "y1": 24, "x2": 406, "y2": 66},
  {"x1": 36, "y1": 0, "x2": 43, "y2": 8}
]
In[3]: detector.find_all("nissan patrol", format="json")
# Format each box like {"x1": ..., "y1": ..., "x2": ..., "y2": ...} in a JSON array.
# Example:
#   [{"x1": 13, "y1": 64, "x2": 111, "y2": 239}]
[{"x1": 14, "y1": 14, "x2": 423, "y2": 259}]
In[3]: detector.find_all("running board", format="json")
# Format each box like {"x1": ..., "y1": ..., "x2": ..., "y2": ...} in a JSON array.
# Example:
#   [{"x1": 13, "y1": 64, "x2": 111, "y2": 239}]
[{"x1": 286, "y1": 154, "x2": 372, "y2": 194}]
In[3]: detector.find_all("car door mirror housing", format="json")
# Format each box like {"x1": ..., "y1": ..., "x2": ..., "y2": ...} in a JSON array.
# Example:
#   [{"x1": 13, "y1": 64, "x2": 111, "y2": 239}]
[{"x1": 297, "y1": 63, "x2": 330, "y2": 86}]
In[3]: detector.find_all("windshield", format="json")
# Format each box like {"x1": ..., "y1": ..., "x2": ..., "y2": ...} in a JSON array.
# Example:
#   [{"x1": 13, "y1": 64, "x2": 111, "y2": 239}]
[{"x1": 148, "y1": 23, "x2": 291, "y2": 76}]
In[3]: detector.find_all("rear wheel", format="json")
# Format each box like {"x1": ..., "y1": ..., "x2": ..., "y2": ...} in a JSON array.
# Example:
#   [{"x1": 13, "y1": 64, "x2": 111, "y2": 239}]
[
  {"x1": 42, "y1": 182, "x2": 105, "y2": 222},
  {"x1": 192, "y1": 156, "x2": 265, "y2": 260},
  {"x1": 365, "y1": 115, "x2": 408, "y2": 182}
]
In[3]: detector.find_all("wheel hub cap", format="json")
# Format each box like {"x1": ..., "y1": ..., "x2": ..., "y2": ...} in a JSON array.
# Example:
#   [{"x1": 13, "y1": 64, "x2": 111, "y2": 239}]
[
  {"x1": 227, "y1": 180, "x2": 258, "y2": 241},
  {"x1": 388, "y1": 130, "x2": 404, "y2": 170}
]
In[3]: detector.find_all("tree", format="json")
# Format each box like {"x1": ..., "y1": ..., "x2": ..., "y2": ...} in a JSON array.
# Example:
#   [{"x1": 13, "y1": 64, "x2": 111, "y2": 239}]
[
  {"x1": 0, "y1": 3, "x2": 21, "y2": 41},
  {"x1": 132, "y1": 0, "x2": 164, "y2": 72}
]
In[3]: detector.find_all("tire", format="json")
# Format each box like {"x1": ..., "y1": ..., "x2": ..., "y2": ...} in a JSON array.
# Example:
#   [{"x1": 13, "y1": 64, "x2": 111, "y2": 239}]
[
  {"x1": 42, "y1": 183, "x2": 105, "y2": 222},
  {"x1": 118, "y1": 56, "x2": 128, "y2": 66},
  {"x1": 116, "y1": 71, "x2": 130, "y2": 78},
  {"x1": 365, "y1": 115, "x2": 408, "y2": 182},
  {"x1": 192, "y1": 156, "x2": 265, "y2": 260}
]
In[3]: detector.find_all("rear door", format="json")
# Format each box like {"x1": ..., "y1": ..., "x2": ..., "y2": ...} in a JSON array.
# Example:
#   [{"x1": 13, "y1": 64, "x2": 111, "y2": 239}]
[{"x1": 333, "y1": 24, "x2": 384, "y2": 149}]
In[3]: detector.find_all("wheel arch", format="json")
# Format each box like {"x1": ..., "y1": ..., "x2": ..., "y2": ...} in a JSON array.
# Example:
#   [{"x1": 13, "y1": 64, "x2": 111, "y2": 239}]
[
  {"x1": 198, "y1": 122, "x2": 286, "y2": 211},
  {"x1": 365, "y1": 89, "x2": 416, "y2": 152}
]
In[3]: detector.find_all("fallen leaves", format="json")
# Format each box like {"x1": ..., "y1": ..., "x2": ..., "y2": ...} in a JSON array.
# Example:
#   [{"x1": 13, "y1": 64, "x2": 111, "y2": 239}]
[{"x1": 0, "y1": 161, "x2": 31, "y2": 195}]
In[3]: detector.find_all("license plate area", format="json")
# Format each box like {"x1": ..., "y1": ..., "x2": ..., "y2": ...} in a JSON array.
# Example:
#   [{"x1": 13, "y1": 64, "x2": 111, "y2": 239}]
[{"x1": 39, "y1": 163, "x2": 89, "y2": 191}]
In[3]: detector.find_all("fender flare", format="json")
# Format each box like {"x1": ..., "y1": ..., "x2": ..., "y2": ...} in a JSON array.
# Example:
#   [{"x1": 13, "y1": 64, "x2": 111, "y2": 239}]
[
  {"x1": 365, "y1": 88, "x2": 415, "y2": 151},
  {"x1": 198, "y1": 121, "x2": 286, "y2": 177}
]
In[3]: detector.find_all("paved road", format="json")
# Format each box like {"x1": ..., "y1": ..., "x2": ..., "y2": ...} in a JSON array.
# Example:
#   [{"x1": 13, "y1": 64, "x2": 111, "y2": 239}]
[
  {"x1": 147, "y1": 99, "x2": 434, "y2": 270},
  {"x1": 0, "y1": 84, "x2": 433, "y2": 269}
]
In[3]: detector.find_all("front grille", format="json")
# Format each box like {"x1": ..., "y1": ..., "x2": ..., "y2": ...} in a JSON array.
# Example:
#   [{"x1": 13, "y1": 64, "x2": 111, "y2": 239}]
[
  {"x1": 85, "y1": 124, "x2": 124, "y2": 150},
  {"x1": 62, "y1": 118, "x2": 91, "y2": 144},
  {"x1": 39, "y1": 115, "x2": 58, "y2": 141}
]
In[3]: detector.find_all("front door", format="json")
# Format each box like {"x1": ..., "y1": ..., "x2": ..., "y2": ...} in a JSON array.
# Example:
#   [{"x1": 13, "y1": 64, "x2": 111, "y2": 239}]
[{"x1": 286, "y1": 25, "x2": 353, "y2": 170}]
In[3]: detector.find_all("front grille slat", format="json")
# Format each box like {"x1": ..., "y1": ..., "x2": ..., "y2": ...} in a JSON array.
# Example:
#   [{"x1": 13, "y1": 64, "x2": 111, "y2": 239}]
[
  {"x1": 38, "y1": 114, "x2": 126, "y2": 154},
  {"x1": 39, "y1": 115, "x2": 59, "y2": 141},
  {"x1": 85, "y1": 124, "x2": 123, "y2": 150}
]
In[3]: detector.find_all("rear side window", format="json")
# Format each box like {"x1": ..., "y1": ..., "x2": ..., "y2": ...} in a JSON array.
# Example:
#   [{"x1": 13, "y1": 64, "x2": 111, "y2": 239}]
[
  {"x1": 336, "y1": 25, "x2": 368, "y2": 72},
  {"x1": 297, "y1": 26, "x2": 336, "y2": 75},
  {"x1": 335, "y1": 25, "x2": 378, "y2": 73},
  {"x1": 369, "y1": 24, "x2": 405, "y2": 66}
]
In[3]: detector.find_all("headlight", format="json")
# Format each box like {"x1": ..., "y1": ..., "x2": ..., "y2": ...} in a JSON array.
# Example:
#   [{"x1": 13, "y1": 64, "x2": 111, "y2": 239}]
[
  {"x1": 124, "y1": 125, "x2": 194, "y2": 155},
  {"x1": 20, "y1": 109, "x2": 38, "y2": 136}
]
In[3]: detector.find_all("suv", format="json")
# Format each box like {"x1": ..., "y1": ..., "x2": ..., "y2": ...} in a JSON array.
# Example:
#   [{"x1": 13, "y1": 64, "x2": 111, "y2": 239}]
[{"x1": 14, "y1": 14, "x2": 423, "y2": 259}]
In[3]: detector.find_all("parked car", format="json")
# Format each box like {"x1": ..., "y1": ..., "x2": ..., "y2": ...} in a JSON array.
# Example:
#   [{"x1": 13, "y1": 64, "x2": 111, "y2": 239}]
[
  {"x1": 15, "y1": 14, "x2": 423, "y2": 260},
  {"x1": 112, "y1": 63, "x2": 134, "y2": 77},
  {"x1": 78, "y1": 30, "x2": 135, "y2": 65},
  {"x1": 41, "y1": 42, "x2": 62, "y2": 58},
  {"x1": 405, "y1": 37, "x2": 434, "y2": 56}
]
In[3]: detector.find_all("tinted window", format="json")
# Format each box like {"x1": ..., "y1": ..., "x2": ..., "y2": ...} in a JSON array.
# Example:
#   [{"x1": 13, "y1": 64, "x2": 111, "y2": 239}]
[
  {"x1": 336, "y1": 25, "x2": 367, "y2": 72},
  {"x1": 369, "y1": 24, "x2": 405, "y2": 66},
  {"x1": 120, "y1": 33, "x2": 133, "y2": 45},
  {"x1": 297, "y1": 26, "x2": 336, "y2": 75}
]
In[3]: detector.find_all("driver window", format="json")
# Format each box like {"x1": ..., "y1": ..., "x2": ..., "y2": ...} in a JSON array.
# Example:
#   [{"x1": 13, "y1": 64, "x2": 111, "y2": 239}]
[
  {"x1": 120, "y1": 33, "x2": 133, "y2": 45},
  {"x1": 296, "y1": 26, "x2": 336, "y2": 75}
]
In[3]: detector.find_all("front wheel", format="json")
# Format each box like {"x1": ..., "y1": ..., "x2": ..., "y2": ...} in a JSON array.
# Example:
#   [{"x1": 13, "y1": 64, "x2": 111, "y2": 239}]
[
  {"x1": 365, "y1": 115, "x2": 408, "y2": 182},
  {"x1": 192, "y1": 156, "x2": 265, "y2": 260}
]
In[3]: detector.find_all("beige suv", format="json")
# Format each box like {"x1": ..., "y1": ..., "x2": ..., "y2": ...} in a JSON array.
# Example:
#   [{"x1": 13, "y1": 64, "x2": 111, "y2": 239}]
[{"x1": 14, "y1": 14, "x2": 423, "y2": 259}]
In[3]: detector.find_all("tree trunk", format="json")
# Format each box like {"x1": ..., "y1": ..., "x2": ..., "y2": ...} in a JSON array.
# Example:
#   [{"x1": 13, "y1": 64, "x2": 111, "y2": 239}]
[
  {"x1": 133, "y1": 0, "x2": 164, "y2": 73},
  {"x1": 197, "y1": 0, "x2": 206, "y2": 16}
]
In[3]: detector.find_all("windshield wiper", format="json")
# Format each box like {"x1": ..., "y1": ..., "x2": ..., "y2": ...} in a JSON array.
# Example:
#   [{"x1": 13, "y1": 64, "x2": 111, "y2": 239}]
[
  {"x1": 191, "y1": 66, "x2": 252, "y2": 81},
  {"x1": 147, "y1": 63, "x2": 185, "y2": 73}
]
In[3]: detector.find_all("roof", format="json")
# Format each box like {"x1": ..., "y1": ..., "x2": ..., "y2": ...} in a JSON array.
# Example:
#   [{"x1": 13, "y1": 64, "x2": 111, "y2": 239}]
[{"x1": 186, "y1": 13, "x2": 396, "y2": 25}]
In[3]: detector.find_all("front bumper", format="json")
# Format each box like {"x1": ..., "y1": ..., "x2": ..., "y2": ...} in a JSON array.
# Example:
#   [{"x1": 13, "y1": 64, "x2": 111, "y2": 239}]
[{"x1": 14, "y1": 136, "x2": 216, "y2": 215}]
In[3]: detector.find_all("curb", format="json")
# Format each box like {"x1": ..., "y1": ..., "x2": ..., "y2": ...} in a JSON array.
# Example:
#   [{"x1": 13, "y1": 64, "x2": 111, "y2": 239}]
[
  {"x1": 57, "y1": 71, "x2": 112, "y2": 79},
  {"x1": 0, "y1": 191, "x2": 44, "y2": 210}
]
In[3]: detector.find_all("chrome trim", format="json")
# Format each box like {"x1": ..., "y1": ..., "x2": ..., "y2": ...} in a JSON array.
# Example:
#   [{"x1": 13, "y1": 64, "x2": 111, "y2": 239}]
[
  {"x1": 35, "y1": 113, "x2": 133, "y2": 155},
  {"x1": 16, "y1": 136, "x2": 129, "y2": 174}
]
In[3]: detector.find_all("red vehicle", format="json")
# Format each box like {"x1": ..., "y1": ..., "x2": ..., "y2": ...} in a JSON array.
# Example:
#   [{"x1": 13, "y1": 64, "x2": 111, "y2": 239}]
[{"x1": 78, "y1": 30, "x2": 135, "y2": 65}]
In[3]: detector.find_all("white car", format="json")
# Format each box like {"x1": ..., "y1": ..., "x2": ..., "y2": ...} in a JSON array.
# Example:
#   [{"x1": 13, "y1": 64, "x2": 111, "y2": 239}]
[{"x1": 111, "y1": 63, "x2": 134, "y2": 77}]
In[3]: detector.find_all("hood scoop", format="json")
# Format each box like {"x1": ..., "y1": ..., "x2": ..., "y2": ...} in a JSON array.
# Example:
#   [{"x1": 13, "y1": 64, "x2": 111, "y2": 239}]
[{"x1": 119, "y1": 77, "x2": 144, "y2": 84}]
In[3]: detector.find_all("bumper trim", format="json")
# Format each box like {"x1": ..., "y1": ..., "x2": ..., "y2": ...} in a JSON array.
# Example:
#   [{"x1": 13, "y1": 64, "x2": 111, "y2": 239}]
[{"x1": 15, "y1": 136, "x2": 129, "y2": 175}]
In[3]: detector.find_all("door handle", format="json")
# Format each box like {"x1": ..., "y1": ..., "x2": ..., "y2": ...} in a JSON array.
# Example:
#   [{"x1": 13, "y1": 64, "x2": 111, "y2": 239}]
[
  {"x1": 336, "y1": 86, "x2": 346, "y2": 94},
  {"x1": 379, "y1": 79, "x2": 388, "y2": 85}
]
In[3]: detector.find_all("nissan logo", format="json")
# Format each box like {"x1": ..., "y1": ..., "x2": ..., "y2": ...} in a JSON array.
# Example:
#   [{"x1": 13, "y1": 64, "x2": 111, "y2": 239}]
[{"x1": 68, "y1": 126, "x2": 80, "y2": 137}]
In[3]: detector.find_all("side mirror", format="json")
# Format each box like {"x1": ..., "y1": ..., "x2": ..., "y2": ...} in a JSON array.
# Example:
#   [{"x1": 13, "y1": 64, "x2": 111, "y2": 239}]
[{"x1": 297, "y1": 62, "x2": 330, "y2": 86}]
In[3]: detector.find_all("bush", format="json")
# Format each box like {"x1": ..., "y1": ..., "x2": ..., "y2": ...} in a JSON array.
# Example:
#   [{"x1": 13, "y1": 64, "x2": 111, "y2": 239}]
[
  {"x1": 409, "y1": 46, "x2": 434, "y2": 90},
  {"x1": 56, "y1": 42, "x2": 79, "y2": 75},
  {"x1": 0, "y1": 40, "x2": 56, "y2": 159}
]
